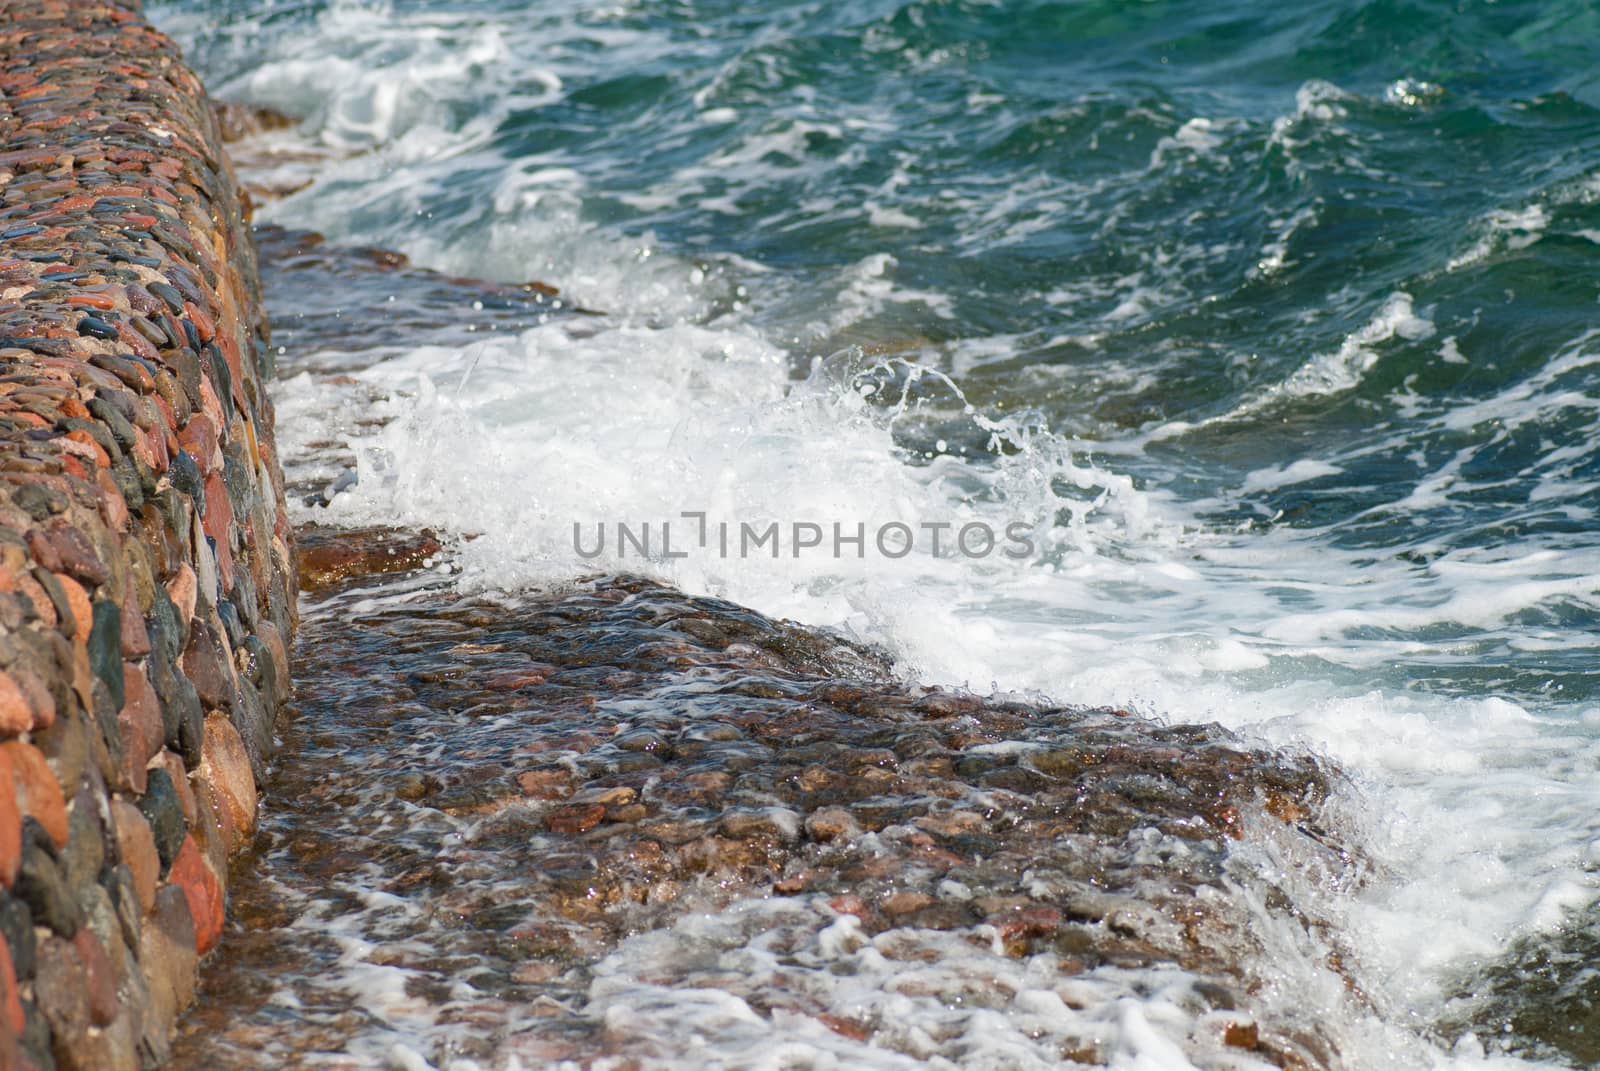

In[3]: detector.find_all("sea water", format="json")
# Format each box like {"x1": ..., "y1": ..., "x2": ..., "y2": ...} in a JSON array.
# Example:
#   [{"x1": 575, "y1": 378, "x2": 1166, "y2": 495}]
[{"x1": 152, "y1": 1, "x2": 1600, "y2": 1067}]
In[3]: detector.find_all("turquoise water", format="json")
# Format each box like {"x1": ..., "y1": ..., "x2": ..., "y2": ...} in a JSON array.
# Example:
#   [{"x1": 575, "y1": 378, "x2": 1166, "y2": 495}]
[{"x1": 156, "y1": 1, "x2": 1600, "y2": 1066}]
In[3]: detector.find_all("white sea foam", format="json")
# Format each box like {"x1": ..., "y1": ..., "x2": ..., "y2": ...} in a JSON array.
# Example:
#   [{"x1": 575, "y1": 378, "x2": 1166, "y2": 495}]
[
  {"x1": 1149, "y1": 116, "x2": 1225, "y2": 170},
  {"x1": 1240, "y1": 459, "x2": 1343, "y2": 493},
  {"x1": 1447, "y1": 205, "x2": 1550, "y2": 272},
  {"x1": 1207, "y1": 292, "x2": 1434, "y2": 423}
]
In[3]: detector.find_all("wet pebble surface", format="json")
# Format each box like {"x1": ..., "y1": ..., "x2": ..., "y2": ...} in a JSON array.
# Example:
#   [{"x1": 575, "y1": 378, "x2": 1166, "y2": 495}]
[
  {"x1": 170, "y1": 572, "x2": 1357, "y2": 1070},
  {"x1": 0, "y1": 2, "x2": 295, "y2": 1067}
]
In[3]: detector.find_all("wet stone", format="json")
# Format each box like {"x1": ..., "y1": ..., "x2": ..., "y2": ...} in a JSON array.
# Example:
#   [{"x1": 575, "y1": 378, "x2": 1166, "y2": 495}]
[
  {"x1": 167, "y1": 836, "x2": 222, "y2": 955},
  {"x1": 517, "y1": 768, "x2": 574, "y2": 800},
  {"x1": 295, "y1": 525, "x2": 442, "y2": 591},
  {"x1": 148, "y1": 646, "x2": 204, "y2": 768},
  {"x1": 61, "y1": 796, "x2": 106, "y2": 893},
  {"x1": 105, "y1": 863, "x2": 143, "y2": 955},
  {"x1": 134, "y1": 769, "x2": 187, "y2": 876},
  {"x1": 87, "y1": 601, "x2": 124, "y2": 711},
  {"x1": 34, "y1": 935, "x2": 90, "y2": 1062},
  {"x1": 0, "y1": 897, "x2": 35, "y2": 983},
  {"x1": 15, "y1": 826, "x2": 79, "y2": 939},
  {"x1": 76, "y1": 315, "x2": 119, "y2": 341},
  {"x1": 140, "y1": 886, "x2": 198, "y2": 1061},
  {"x1": 4, "y1": 742, "x2": 67, "y2": 851},
  {"x1": 545, "y1": 805, "x2": 606, "y2": 835},
  {"x1": 200, "y1": 713, "x2": 257, "y2": 848},
  {"x1": 162, "y1": 574, "x2": 1348, "y2": 1068},
  {"x1": 0, "y1": 8, "x2": 299, "y2": 1053},
  {"x1": 17, "y1": 997, "x2": 51, "y2": 1071},
  {"x1": 180, "y1": 621, "x2": 234, "y2": 715}
]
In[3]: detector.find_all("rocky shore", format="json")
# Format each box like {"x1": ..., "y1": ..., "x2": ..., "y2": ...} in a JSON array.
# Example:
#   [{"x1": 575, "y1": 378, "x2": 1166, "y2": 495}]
[{"x1": 0, "y1": 1, "x2": 294, "y2": 1067}]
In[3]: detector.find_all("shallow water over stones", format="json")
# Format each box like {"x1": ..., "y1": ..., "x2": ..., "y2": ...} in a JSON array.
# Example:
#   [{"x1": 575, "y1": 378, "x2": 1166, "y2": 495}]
[
  {"x1": 158, "y1": 136, "x2": 1376, "y2": 1067},
  {"x1": 138, "y1": 166, "x2": 1380, "y2": 1068},
  {"x1": 254, "y1": 225, "x2": 578, "y2": 376},
  {"x1": 167, "y1": 570, "x2": 1358, "y2": 1070}
]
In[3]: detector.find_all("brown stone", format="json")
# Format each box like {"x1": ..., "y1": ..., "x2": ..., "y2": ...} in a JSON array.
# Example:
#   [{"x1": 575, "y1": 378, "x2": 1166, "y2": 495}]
[
  {"x1": 72, "y1": 929, "x2": 118, "y2": 1027},
  {"x1": 816, "y1": 1013, "x2": 872, "y2": 1042},
  {"x1": 110, "y1": 800, "x2": 158, "y2": 914},
  {"x1": 34, "y1": 935, "x2": 90, "y2": 1061},
  {"x1": 989, "y1": 904, "x2": 1063, "y2": 945},
  {"x1": 914, "y1": 810, "x2": 987, "y2": 838},
  {"x1": 119, "y1": 573, "x2": 150, "y2": 658},
  {"x1": 516, "y1": 768, "x2": 573, "y2": 801},
  {"x1": 29, "y1": 524, "x2": 107, "y2": 588},
  {"x1": 296, "y1": 526, "x2": 442, "y2": 591},
  {"x1": 546, "y1": 804, "x2": 605, "y2": 834},
  {"x1": 829, "y1": 894, "x2": 870, "y2": 919},
  {"x1": 10, "y1": 667, "x2": 54, "y2": 733},
  {"x1": 2, "y1": 740, "x2": 67, "y2": 849},
  {"x1": 572, "y1": 785, "x2": 635, "y2": 807},
  {"x1": 189, "y1": 777, "x2": 231, "y2": 882},
  {"x1": 683, "y1": 770, "x2": 731, "y2": 794},
  {"x1": 177, "y1": 414, "x2": 219, "y2": 473},
  {"x1": 32, "y1": 703, "x2": 92, "y2": 807},
  {"x1": 199, "y1": 713, "x2": 255, "y2": 846},
  {"x1": 116, "y1": 664, "x2": 162, "y2": 795},
  {"x1": 881, "y1": 891, "x2": 935, "y2": 917},
  {"x1": 1224, "y1": 1021, "x2": 1260, "y2": 1050},
  {"x1": 12, "y1": 572, "x2": 57, "y2": 630},
  {"x1": 0, "y1": 933, "x2": 20, "y2": 1035},
  {"x1": 181, "y1": 621, "x2": 235, "y2": 711},
  {"x1": 166, "y1": 834, "x2": 222, "y2": 954},
  {"x1": 200, "y1": 472, "x2": 233, "y2": 566},
  {"x1": 0, "y1": 674, "x2": 29, "y2": 737},
  {"x1": 139, "y1": 885, "x2": 197, "y2": 1053},
  {"x1": 0, "y1": 751, "x2": 17, "y2": 890},
  {"x1": 165, "y1": 563, "x2": 196, "y2": 631},
  {"x1": 607, "y1": 803, "x2": 647, "y2": 824},
  {"x1": 803, "y1": 806, "x2": 858, "y2": 844},
  {"x1": 55, "y1": 573, "x2": 91, "y2": 644},
  {"x1": 256, "y1": 619, "x2": 289, "y2": 689},
  {"x1": 719, "y1": 810, "x2": 798, "y2": 843}
]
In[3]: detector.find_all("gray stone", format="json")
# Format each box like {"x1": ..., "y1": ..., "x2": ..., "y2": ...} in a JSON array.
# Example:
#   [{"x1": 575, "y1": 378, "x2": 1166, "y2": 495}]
[
  {"x1": 87, "y1": 600, "x2": 124, "y2": 711},
  {"x1": 16, "y1": 823, "x2": 81, "y2": 938},
  {"x1": 134, "y1": 769, "x2": 186, "y2": 875}
]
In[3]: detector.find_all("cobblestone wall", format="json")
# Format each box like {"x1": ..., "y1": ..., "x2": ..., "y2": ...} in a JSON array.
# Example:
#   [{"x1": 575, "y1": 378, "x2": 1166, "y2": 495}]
[{"x1": 0, "y1": 1, "x2": 295, "y2": 1066}]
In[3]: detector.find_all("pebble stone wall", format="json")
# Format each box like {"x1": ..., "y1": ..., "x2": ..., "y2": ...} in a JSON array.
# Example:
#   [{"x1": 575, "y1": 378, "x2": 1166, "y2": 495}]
[{"x1": 0, "y1": 1, "x2": 296, "y2": 1067}]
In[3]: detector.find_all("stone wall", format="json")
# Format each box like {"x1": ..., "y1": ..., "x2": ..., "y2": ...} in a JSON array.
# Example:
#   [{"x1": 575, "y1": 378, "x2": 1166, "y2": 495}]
[{"x1": 0, "y1": 1, "x2": 294, "y2": 1067}]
